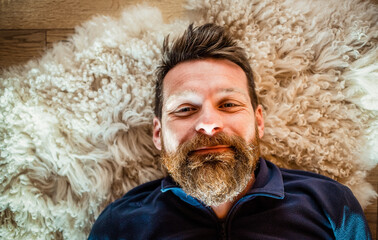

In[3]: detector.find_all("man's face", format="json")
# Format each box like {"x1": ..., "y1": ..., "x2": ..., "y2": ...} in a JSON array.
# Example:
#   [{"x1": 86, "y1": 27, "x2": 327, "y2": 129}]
[{"x1": 153, "y1": 58, "x2": 264, "y2": 206}]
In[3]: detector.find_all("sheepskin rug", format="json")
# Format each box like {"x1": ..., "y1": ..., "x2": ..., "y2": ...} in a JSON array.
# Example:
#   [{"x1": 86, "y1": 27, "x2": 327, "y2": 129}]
[{"x1": 0, "y1": 0, "x2": 377, "y2": 239}]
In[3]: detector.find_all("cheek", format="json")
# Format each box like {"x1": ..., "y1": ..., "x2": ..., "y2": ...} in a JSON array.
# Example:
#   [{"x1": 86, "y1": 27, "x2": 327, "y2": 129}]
[
  {"x1": 243, "y1": 124, "x2": 256, "y2": 142},
  {"x1": 227, "y1": 114, "x2": 256, "y2": 141},
  {"x1": 162, "y1": 125, "x2": 180, "y2": 153},
  {"x1": 162, "y1": 116, "x2": 195, "y2": 152}
]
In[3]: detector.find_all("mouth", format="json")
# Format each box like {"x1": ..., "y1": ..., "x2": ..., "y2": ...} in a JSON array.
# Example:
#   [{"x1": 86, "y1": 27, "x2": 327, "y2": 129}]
[{"x1": 191, "y1": 145, "x2": 232, "y2": 155}]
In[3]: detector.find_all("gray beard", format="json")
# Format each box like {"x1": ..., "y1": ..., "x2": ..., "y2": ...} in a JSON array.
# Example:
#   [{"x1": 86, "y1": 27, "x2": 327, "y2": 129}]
[{"x1": 161, "y1": 132, "x2": 260, "y2": 206}]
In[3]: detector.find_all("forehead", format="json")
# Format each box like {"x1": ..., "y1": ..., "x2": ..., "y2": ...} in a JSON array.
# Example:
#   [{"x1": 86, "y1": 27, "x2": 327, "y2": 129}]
[{"x1": 162, "y1": 59, "x2": 249, "y2": 99}]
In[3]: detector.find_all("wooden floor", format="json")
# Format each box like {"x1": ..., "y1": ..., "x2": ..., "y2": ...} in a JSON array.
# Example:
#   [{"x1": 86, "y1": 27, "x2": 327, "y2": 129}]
[
  {"x1": 0, "y1": 0, "x2": 377, "y2": 238},
  {"x1": 0, "y1": 0, "x2": 186, "y2": 67}
]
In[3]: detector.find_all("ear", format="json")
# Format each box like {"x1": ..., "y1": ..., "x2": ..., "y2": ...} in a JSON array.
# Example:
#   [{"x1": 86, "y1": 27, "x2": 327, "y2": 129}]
[
  {"x1": 153, "y1": 117, "x2": 162, "y2": 150},
  {"x1": 255, "y1": 105, "x2": 264, "y2": 139}
]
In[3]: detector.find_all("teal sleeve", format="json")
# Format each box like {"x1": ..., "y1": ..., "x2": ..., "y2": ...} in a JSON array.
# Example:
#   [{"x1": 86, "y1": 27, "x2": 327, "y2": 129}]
[{"x1": 325, "y1": 186, "x2": 372, "y2": 240}]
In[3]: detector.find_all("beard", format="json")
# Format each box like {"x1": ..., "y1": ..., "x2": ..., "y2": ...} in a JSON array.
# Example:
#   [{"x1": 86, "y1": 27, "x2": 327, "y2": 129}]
[{"x1": 160, "y1": 131, "x2": 260, "y2": 207}]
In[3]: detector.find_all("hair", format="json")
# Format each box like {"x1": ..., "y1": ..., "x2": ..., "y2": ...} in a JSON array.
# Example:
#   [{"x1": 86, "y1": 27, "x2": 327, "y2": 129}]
[{"x1": 154, "y1": 23, "x2": 258, "y2": 119}]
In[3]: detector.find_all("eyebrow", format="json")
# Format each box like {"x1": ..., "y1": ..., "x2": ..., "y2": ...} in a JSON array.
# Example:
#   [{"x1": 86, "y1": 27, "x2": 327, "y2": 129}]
[
  {"x1": 165, "y1": 90, "x2": 201, "y2": 103},
  {"x1": 164, "y1": 91, "x2": 202, "y2": 111},
  {"x1": 220, "y1": 88, "x2": 247, "y2": 95},
  {"x1": 217, "y1": 88, "x2": 249, "y2": 100}
]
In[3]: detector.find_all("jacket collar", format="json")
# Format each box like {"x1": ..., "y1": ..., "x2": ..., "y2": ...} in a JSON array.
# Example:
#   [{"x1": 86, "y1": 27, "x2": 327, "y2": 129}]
[{"x1": 245, "y1": 158, "x2": 285, "y2": 199}]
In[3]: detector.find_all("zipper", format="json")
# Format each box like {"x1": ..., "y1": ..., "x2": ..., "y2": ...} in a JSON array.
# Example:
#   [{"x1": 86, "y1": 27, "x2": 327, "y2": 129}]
[
  {"x1": 204, "y1": 195, "x2": 257, "y2": 239},
  {"x1": 217, "y1": 196, "x2": 255, "y2": 240},
  {"x1": 203, "y1": 205, "x2": 228, "y2": 240},
  {"x1": 219, "y1": 220, "x2": 226, "y2": 240}
]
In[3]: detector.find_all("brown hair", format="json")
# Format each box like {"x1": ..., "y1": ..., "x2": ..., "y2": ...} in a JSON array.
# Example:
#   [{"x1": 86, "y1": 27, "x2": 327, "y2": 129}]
[{"x1": 155, "y1": 23, "x2": 258, "y2": 119}]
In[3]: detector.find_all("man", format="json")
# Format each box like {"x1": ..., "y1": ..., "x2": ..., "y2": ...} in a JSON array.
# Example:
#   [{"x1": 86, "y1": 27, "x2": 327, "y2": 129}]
[{"x1": 89, "y1": 24, "x2": 372, "y2": 239}]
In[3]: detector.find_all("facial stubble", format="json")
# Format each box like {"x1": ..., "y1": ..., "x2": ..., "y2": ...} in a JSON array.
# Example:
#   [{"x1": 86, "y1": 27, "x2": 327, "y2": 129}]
[{"x1": 160, "y1": 131, "x2": 260, "y2": 207}]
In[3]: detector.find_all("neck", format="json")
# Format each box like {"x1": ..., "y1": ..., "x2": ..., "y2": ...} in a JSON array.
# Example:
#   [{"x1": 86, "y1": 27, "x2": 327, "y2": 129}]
[{"x1": 211, "y1": 174, "x2": 255, "y2": 219}]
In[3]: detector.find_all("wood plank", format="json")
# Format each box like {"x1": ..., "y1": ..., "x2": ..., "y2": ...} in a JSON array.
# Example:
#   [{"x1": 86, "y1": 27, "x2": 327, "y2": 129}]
[
  {"x1": 46, "y1": 29, "x2": 75, "y2": 48},
  {"x1": 364, "y1": 196, "x2": 377, "y2": 239},
  {"x1": 365, "y1": 165, "x2": 378, "y2": 239},
  {"x1": 0, "y1": 30, "x2": 45, "y2": 68},
  {"x1": 0, "y1": 0, "x2": 185, "y2": 30}
]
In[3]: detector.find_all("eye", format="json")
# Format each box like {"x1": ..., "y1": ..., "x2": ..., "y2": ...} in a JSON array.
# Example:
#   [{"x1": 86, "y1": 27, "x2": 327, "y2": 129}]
[
  {"x1": 220, "y1": 102, "x2": 237, "y2": 108},
  {"x1": 177, "y1": 107, "x2": 195, "y2": 112},
  {"x1": 173, "y1": 106, "x2": 198, "y2": 117},
  {"x1": 218, "y1": 101, "x2": 244, "y2": 113}
]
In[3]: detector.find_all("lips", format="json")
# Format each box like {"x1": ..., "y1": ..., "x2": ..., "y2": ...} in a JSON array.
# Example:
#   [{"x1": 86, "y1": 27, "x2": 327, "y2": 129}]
[{"x1": 191, "y1": 145, "x2": 232, "y2": 154}]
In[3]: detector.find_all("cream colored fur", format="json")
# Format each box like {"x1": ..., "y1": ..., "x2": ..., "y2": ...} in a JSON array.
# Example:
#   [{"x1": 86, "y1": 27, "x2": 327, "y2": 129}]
[{"x1": 0, "y1": 0, "x2": 377, "y2": 239}]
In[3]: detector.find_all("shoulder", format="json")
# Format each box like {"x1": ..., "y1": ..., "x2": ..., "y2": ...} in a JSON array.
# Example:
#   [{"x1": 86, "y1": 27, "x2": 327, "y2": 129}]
[
  {"x1": 262, "y1": 160, "x2": 371, "y2": 238},
  {"x1": 121, "y1": 178, "x2": 164, "y2": 204},
  {"x1": 278, "y1": 167, "x2": 371, "y2": 238},
  {"x1": 88, "y1": 178, "x2": 164, "y2": 239},
  {"x1": 110, "y1": 177, "x2": 164, "y2": 213},
  {"x1": 279, "y1": 166, "x2": 368, "y2": 226},
  {"x1": 280, "y1": 167, "x2": 354, "y2": 201},
  {"x1": 261, "y1": 159, "x2": 351, "y2": 198},
  {"x1": 280, "y1": 166, "x2": 337, "y2": 182},
  {"x1": 280, "y1": 168, "x2": 351, "y2": 193}
]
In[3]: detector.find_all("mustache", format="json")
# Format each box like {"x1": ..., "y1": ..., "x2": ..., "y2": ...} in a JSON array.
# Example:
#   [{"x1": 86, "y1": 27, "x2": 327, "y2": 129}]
[
  {"x1": 177, "y1": 132, "x2": 249, "y2": 155},
  {"x1": 178, "y1": 132, "x2": 256, "y2": 156},
  {"x1": 176, "y1": 132, "x2": 258, "y2": 167}
]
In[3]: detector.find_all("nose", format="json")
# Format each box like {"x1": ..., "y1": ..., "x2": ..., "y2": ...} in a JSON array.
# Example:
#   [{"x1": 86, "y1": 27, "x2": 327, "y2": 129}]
[{"x1": 195, "y1": 106, "x2": 223, "y2": 136}]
